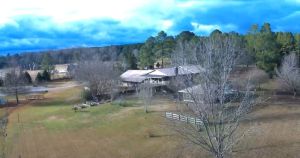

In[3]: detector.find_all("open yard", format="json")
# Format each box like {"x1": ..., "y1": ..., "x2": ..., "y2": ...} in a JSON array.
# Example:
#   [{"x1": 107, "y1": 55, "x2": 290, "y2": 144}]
[{"x1": 1, "y1": 81, "x2": 300, "y2": 158}]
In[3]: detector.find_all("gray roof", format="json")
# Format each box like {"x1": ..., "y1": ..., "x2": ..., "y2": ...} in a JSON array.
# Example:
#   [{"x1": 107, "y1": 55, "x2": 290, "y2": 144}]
[
  {"x1": 120, "y1": 70, "x2": 154, "y2": 83},
  {"x1": 120, "y1": 65, "x2": 203, "y2": 83},
  {"x1": 148, "y1": 65, "x2": 203, "y2": 77}
]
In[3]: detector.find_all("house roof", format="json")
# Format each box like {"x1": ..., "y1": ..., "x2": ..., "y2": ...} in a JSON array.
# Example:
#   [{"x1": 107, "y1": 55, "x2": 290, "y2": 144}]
[
  {"x1": 148, "y1": 65, "x2": 203, "y2": 77},
  {"x1": 120, "y1": 65, "x2": 203, "y2": 83},
  {"x1": 120, "y1": 70, "x2": 154, "y2": 83}
]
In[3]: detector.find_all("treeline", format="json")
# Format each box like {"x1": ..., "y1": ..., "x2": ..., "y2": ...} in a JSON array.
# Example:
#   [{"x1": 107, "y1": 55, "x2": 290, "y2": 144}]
[
  {"x1": 136, "y1": 23, "x2": 300, "y2": 77},
  {"x1": 1, "y1": 22, "x2": 300, "y2": 77},
  {"x1": 0, "y1": 43, "x2": 143, "y2": 70}
]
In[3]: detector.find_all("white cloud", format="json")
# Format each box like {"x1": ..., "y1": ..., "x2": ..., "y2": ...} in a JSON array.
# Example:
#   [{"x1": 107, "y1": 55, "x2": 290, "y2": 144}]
[
  {"x1": 0, "y1": 0, "x2": 181, "y2": 33},
  {"x1": 161, "y1": 20, "x2": 174, "y2": 31},
  {"x1": 0, "y1": 38, "x2": 40, "y2": 47},
  {"x1": 191, "y1": 22, "x2": 237, "y2": 34},
  {"x1": 0, "y1": 0, "x2": 151, "y2": 23},
  {"x1": 0, "y1": 0, "x2": 240, "y2": 31},
  {"x1": 191, "y1": 22, "x2": 221, "y2": 34},
  {"x1": 177, "y1": 0, "x2": 245, "y2": 11}
]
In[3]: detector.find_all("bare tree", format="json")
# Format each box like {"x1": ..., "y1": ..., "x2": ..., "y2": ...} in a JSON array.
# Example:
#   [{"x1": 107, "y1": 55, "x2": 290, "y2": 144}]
[
  {"x1": 171, "y1": 40, "x2": 198, "y2": 66},
  {"x1": 3, "y1": 65, "x2": 27, "y2": 105},
  {"x1": 171, "y1": 33, "x2": 256, "y2": 158},
  {"x1": 138, "y1": 81, "x2": 153, "y2": 113},
  {"x1": 276, "y1": 53, "x2": 300, "y2": 96},
  {"x1": 75, "y1": 60, "x2": 120, "y2": 102},
  {"x1": 249, "y1": 68, "x2": 269, "y2": 90}
]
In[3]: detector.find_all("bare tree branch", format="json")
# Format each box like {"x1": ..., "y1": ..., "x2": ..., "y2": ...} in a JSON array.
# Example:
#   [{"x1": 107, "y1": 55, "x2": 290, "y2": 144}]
[
  {"x1": 170, "y1": 34, "x2": 256, "y2": 158},
  {"x1": 75, "y1": 59, "x2": 120, "y2": 102},
  {"x1": 276, "y1": 53, "x2": 300, "y2": 96},
  {"x1": 138, "y1": 81, "x2": 153, "y2": 113}
]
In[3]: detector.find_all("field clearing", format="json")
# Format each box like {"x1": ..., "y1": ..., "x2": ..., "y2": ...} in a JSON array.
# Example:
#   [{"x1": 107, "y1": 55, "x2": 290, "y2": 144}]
[
  {"x1": 0, "y1": 109, "x2": 5, "y2": 118},
  {"x1": 2, "y1": 81, "x2": 300, "y2": 158},
  {"x1": 235, "y1": 97, "x2": 300, "y2": 158},
  {"x1": 5, "y1": 85, "x2": 182, "y2": 158}
]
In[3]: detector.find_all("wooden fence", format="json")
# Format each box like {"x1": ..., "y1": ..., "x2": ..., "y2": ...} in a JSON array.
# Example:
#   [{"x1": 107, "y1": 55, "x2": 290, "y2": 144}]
[
  {"x1": 165, "y1": 112, "x2": 203, "y2": 126},
  {"x1": 25, "y1": 94, "x2": 45, "y2": 100}
]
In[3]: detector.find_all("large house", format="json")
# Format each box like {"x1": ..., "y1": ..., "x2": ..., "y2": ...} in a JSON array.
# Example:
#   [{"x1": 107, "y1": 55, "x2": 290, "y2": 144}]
[{"x1": 120, "y1": 65, "x2": 203, "y2": 91}]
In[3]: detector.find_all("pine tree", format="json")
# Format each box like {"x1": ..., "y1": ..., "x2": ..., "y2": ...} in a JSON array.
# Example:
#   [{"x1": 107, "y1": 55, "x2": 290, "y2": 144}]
[
  {"x1": 41, "y1": 53, "x2": 54, "y2": 71},
  {"x1": 36, "y1": 72, "x2": 43, "y2": 83},
  {"x1": 246, "y1": 23, "x2": 281, "y2": 77},
  {"x1": 139, "y1": 37, "x2": 156, "y2": 69},
  {"x1": 42, "y1": 70, "x2": 51, "y2": 81}
]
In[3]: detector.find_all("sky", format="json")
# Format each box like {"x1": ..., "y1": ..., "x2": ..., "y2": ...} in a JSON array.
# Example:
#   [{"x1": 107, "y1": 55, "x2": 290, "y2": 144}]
[{"x1": 1, "y1": 0, "x2": 300, "y2": 54}]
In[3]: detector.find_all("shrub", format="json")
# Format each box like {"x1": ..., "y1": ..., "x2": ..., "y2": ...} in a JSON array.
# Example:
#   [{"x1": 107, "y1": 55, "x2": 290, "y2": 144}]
[
  {"x1": 42, "y1": 70, "x2": 51, "y2": 81},
  {"x1": 35, "y1": 72, "x2": 43, "y2": 83},
  {"x1": 81, "y1": 90, "x2": 93, "y2": 102}
]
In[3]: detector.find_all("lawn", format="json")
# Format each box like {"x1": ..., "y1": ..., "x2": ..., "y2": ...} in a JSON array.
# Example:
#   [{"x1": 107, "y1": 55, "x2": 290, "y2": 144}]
[
  {"x1": 4, "y1": 86, "x2": 181, "y2": 158},
  {"x1": 0, "y1": 109, "x2": 5, "y2": 118},
  {"x1": 2, "y1": 82, "x2": 300, "y2": 158}
]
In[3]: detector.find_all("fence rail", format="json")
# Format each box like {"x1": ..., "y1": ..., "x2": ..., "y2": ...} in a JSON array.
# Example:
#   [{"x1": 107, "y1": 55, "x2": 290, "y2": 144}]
[{"x1": 165, "y1": 112, "x2": 203, "y2": 126}]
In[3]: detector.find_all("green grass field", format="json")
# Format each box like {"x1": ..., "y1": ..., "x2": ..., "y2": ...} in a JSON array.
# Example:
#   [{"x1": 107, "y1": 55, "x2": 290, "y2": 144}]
[
  {"x1": 4, "y1": 86, "x2": 181, "y2": 158},
  {"x1": 0, "y1": 109, "x2": 5, "y2": 118},
  {"x1": 2, "y1": 82, "x2": 300, "y2": 158}
]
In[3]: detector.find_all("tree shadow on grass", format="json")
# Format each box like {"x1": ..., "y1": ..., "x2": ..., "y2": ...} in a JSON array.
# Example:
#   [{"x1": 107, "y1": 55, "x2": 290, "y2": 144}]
[
  {"x1": 29, "y1": 97, "x2": 79, "y2": 107},
  {"x1": 233, "y1": 141, "x2": 300, "y2": 152},
  {"x1": 242, "y1": 112, "x2": 300, "y2": 125}
]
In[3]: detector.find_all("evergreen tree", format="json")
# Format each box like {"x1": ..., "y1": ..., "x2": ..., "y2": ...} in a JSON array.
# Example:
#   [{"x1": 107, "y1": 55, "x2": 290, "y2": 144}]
[
  {"x1": 139, "y1": 37, "x2": 156, "y2": 69},
  {"x1": 41, "y1": 53, "x2": 54, "y2": 71},
  {"x1": 294, "y1": 33, "x2": 300, "y2": 54},
  {"x1": 245, "y1": 24, "x2": 259, "y2": 57},
  {"x1": 42, "y1": 70, "x2": 51, "y2": 81},
  {"x1": 154, "y1": 31, "x2": 168, "y2": 68},
  {"x1": 276, "y1": 32, "x2": 295, "y2": 54},
  {"x1": 175, "y1": 31, "x2": 196, "y2": 42},
  {"x1": 36, "y1": 72, "x2": 43, "y2": 83},
  {"x1": 246, "y1": 23, "x2": 281, "y2": 77}
]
